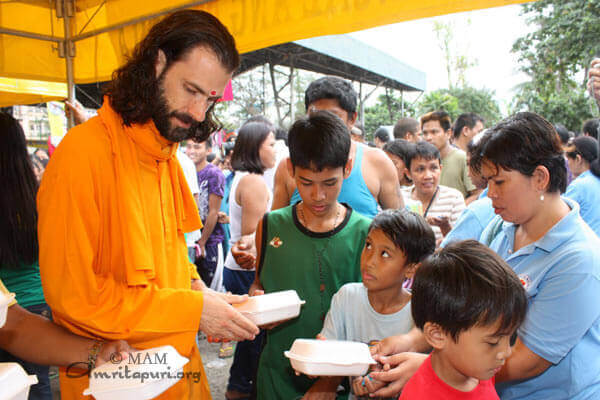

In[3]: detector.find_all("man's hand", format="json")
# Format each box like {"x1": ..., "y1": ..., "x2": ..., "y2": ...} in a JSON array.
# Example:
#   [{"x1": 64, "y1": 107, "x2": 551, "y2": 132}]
[
  {"x1": 351, "y1": 374, "x2": 386, "y2": 397},
  {"x1": 368, "y1": 352, "x2": 428, "y2": 397},
  {"x1": 427, "y1": 215, "x2": 451, "y2": 236},
  {"x1": 65, "y1": 100, "x2": 89, "y2": 126},
  {"x1": 198, "y1": 288, "x2": 259, "y2": 341},
  {"x1": 196, "y1": 243, "x2": 206, "y2": 259},
  {"x1": 217, "y1": 211, "x2": 230, "y2": 224},
  {"x1": 191, "y1": 279, "x2": 205, "y2": 291},
  {"x1": 96, "y1": 340, "x2": 135, "y2": 367},
  {"x1": 588, "y1": 58, "x2": 600, "y2": 105},
  {"x1": 231, "y1": 240, "x2": 256, "y2": 270}
]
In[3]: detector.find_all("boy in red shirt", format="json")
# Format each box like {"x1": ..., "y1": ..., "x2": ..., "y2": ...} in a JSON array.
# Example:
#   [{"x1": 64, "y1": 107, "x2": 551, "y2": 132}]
[{"x1": 400, "y1": 240, "x2": 527, "y2": 399}]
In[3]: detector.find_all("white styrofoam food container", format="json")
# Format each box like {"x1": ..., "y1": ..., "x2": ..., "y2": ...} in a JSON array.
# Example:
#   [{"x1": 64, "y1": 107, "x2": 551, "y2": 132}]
[
  {"x1": 284, "y1": 339, "x2": 377, "y2": 376},
  {"x1": 83, "y1": 345, "x2": 189, "y2": 400},
  {"x1": 0, "y1": 363, "x2": 38, "y2": 400},
  {"x1": 233, "y1": 290, "x2": 305, "y2": 326},
  {"x1": 0, "y1": 291, "x2": 15, "y2": 328}
]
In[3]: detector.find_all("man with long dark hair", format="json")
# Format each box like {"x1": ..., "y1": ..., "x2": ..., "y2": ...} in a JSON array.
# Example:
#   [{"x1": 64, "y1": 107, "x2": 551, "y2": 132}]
[{"x1": 37, "y1": 10, "x2": 258, "y2": 399}]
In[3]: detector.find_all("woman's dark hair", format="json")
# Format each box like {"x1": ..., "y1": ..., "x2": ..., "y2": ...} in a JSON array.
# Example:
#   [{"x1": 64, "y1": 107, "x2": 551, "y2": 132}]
[
  {"x1": 104, "y1": 10, "x2": 239, "y2": 142},
  {"x1": 412, "y1": 240, "x2": 528, "y2": 342},
  {"x1": 407, "y1": 141, "x2": 441, "y2": 170},
  {"x1": 565, "y1": 136, "x2": 598, "y2": 164},
  {"x1": 231, "y1": 121, "x2": 273, "y2": 174},
  {"x1": 474, "y1": 112, "x2": 567, "y2": 193},
  {"x1": 288, "y1": 111, "x2": 350, "y2": 171},
  {"x1": 304, "y1": 76, "x2": 357, "y2": 115},
  {"x1": 383, "y1": 139, "x2": 416, "y2": 167},
  {"x1": 553, "y1": 123, "x2": 571, "y2": 145},
  {"x1": 0, "y1": 113, "x2": 39, "y2": 268},
  {"x1": 370, "y1": 209, "x2": 435, "y2": 265}
]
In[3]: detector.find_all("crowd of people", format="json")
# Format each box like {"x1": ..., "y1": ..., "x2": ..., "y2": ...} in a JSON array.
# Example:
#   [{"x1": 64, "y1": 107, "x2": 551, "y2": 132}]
[{"x1": 2, "y1": 8, "x2": 600, "y2": 400}]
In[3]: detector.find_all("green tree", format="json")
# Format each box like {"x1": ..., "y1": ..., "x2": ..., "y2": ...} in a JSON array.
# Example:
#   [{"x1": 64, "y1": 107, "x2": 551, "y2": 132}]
[
  {"x1": 417, "y1": 86, "x2": 502, "y2": 124},
  {"x1": 363, "y1": 91, "x2": 416, "y2": 138},
  {"x1": 512, "y1": 0, "x2": 600, "y2": 131}
]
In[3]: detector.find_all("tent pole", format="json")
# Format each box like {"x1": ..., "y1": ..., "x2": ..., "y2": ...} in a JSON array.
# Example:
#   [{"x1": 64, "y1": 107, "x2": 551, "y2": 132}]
[{"x1": 61, "y1": 0, "x2": 75, "y2": 129}]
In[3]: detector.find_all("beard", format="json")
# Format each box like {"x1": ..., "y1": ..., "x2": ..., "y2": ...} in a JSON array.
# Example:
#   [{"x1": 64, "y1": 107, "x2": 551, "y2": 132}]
[{"x1": 152, "y1": 81, "x2": 202, "y2": 143}]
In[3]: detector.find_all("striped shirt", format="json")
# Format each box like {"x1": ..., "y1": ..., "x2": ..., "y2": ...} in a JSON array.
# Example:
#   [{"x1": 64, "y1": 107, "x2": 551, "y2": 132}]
[{"x1": 401, "y1": 185, "x2": 466, "y2": 244}]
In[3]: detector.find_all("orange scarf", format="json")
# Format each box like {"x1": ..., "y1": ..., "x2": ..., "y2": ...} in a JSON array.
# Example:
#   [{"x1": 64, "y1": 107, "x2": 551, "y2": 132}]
[{"x1": 97, "y1": 98, "x2": 201, "y2": 286}]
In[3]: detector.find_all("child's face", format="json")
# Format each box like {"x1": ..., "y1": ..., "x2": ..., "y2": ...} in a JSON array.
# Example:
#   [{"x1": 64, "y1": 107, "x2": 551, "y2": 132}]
[
  {"x1": 436, "y1": 320, "x2": 513, "y2": 384},
  {"x1": 289, "y1": 162, "x2": 349, "y2": 218},
  {"x1": 360, "y1": 228, "x2": 413, "y2": 291}
]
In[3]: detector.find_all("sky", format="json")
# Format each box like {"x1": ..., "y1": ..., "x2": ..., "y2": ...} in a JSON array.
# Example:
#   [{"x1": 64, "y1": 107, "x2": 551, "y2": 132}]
[{"x1": 349, "y1": 4, "x2": 534, "y2": 114}]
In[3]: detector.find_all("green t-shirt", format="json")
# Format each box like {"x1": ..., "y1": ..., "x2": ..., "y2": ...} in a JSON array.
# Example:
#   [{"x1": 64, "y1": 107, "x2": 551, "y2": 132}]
[
  {"x1": 0, "y1": 260, "x2": 45, "y2": 308},
  {"x1": 440, "y1": 148, "x2": 475, "y2": 198},
  {"x1": 256, "y1": 203, "x2": 371, "y2": 400}
]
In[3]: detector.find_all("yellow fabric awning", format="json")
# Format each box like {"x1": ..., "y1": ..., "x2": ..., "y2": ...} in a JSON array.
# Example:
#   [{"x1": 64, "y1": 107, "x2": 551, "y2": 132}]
[
  {"x1": 0, "y1": 78, "x2": 67, "y2": 107},
  {"x1": 1, "y1": 0, "x2": 532, "y2": 90}
]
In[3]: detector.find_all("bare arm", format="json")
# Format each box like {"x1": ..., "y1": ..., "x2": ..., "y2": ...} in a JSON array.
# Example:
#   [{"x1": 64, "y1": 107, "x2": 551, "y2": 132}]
[
  {"x1": 371, "y1": 149, "x2": 403, "y2": 210},
  {"x1": 495, "y1": 337, "x2": 552, "y2": 383},
  {"x1": 0, "y1": 304, "x2": 132, "y2": 367},
  {"x1": 234, "y1": 174, "x2": 270, "y2": 266},
  {"x1": 271, "y1": 158, "x2": 294, "y2": 211},
  {"x1": 198, "y1": 193, "x2": 223, "y2": 254}
]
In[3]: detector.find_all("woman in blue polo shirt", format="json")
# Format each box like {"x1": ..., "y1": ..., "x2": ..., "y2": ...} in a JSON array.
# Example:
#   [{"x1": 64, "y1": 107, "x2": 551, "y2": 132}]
[
  {"x1": 564, "y1": 135, "x2": 600, "y2": 236},
  {"x1": 476, "y1": 113, "x2": 600, "y2": 399}
]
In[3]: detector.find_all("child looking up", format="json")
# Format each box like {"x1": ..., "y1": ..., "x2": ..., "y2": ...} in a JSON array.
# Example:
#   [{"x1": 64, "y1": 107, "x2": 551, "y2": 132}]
[
  {"x1": 400, "y1": 240, "x2": 528, "y2": 399},
  {"x1": 250, "y1": 111, "x2": 372, "y2": 399},
  {"x1": 318, "y1": 209, "x2": 436, "y2": 399}
]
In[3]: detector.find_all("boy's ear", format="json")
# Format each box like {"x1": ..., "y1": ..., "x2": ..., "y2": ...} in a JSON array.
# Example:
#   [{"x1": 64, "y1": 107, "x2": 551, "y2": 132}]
[
  {"x1": 286, "y1": 158, "x2": 295, "y2": 178},
  {"x1": 423, "y1": 322, "x2": 448, "y2": 350},
  {"x1": 404, "y1": 262, "x2": 420, "y2": 279},
  {"x1": 343, "y1": 157, "x2": 353, "y2": 179}
]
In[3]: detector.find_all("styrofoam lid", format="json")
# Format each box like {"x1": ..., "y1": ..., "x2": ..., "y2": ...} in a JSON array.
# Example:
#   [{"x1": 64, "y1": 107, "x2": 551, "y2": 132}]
[
  {"x1": 0, "y1": 291, "x2": 15, "y2": 307},
  {"x1": 83, "y1": 345, "x2": 189, "y2": 396},
  {"x1": 233, "y1": 290, "x2": 305, "y2": 314},
  {"x1": 0, "y1": 363, "x2": 38, "y2": 400},
  {"x1": 285, "y1": 339, "x2": 376, "y2": 366}
]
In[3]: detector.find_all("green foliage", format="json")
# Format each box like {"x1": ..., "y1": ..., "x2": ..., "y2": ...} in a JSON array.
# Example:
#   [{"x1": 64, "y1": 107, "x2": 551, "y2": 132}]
[
  {"x1": 417, "y1": 86, "x2": 502, "y2": 125},
  {"x1": 363, "y1": 92, "x2": 416, "y2": 138},
  {"x1": 512, "y1": 0, "x2": 600, "y2": 131}
]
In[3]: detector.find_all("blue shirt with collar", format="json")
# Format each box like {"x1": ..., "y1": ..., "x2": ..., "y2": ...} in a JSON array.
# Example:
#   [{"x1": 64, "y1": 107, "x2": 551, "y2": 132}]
[
  {"x1": 564, "y1": 169, "x2": 600, "y2": 237},
  {"x1": 441, "y1": 192, "x2": 494, "y2": 247},
  {"x1": 490, "y1": 198, "x2": 600, "y2": 399}
]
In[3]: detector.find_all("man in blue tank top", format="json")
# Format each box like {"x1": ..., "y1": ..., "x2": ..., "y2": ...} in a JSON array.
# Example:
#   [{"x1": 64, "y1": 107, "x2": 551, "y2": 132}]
[{"x1": 271, "y1": 76, "x2": 402, "y2": 218}]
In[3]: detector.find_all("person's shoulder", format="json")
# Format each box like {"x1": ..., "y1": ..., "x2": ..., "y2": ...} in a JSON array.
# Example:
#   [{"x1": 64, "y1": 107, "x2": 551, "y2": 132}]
[
  {"x1": 448, "y1": 147, "x2": 467, "y2": 161},
  {"x1": 438, "y1": 185, "x2": 464, "y2": 200},
  {"x1": 49, "y1": 116, "x2": 110, "y2": 168},
  {"x1": 346, "y1": 206, "x2": 373, "y2": 228},
  {"x1": 206, "y1": 163, "x2": 225, "y2": 178},
  {"x1": 239, "y1": 172, "x2": 267, "y2": 187},
  {"x1": 336, "y1": 282, "x2": 364, "y2": 297},
  {"x1": 362, "y1": 144, "x2": 395, "y2": 167}
]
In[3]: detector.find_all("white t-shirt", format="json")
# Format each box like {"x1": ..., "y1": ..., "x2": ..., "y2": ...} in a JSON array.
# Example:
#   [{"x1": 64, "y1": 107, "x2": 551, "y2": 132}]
[{"x1": 176, "y1": 150, "x2": 201, "y2": 246}]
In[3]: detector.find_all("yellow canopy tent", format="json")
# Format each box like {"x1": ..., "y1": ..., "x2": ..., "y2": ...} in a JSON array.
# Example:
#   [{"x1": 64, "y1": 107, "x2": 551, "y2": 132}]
[
  {"x1": 0, "y1": 77, "x2": 67, "y2": 107},
  {"x1": 0, "y1": 0, "x2": 531, "y2": 105}
]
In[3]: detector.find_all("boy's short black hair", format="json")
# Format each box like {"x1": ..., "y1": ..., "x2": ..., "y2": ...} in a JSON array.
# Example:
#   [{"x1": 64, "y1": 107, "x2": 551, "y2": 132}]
[
  {"x1": 393, "y1": 117, "x2": 419, "y2": 139},
  {"x1": 288, "y1": 111, "x2": 351, "y2": 171},
  {"x1": 407, "y1": 141, "x2": 441, "y2": 170},
  {"x1": 383, "y1": 139, "x2": 416, "y2": 167},
  {"x1": 453, "y1": 112, "x2": 484, "y2": 140},
  {"x1": 304, "y1": 76, "x2": 357, "y2": 115},
  {"x1": 374, "y1": 127, "x2": 390, "y2": 143},
  {"x1": 582, "y1": 118, "x2": 600, "y2": 139},
  {"x1": 369, "y1": 209, "x2": 435, "y2": 265},
  {"x1": 412, "y1": 240, "x2": 528, "y2": 342}
]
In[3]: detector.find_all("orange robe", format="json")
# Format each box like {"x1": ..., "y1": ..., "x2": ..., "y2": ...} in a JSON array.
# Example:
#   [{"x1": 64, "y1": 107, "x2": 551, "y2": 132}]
[{"x1": 37, "y1": 101, "x2": 210, "y2": 399}]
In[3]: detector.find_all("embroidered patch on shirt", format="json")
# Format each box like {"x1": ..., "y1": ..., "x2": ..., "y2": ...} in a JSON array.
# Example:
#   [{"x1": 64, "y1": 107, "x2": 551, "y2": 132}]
[
  {"x1": 518, "y1": 274, "x2": 531, "y2": 290},
  {"x1": 269, "y1": 236, "x2": 283, "y2": 248}
]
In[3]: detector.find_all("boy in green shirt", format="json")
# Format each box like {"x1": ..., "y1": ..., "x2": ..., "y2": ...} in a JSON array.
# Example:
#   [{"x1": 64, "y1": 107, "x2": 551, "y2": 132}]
[{"x1": 249, "y1": 111, "x2": 372, "y2": 399}]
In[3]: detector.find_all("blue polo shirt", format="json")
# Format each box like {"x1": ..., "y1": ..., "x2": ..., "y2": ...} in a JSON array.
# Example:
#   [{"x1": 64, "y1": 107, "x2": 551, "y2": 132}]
[
  {"x1": 564, "y1": 170, "x2": 600, "y2": 237},
  {"x1": 491, "y1": 199, "x2": 600, "y2": 399},
  {"x1": 440, "y1": 195, "x2": 494, "y2": 247}
]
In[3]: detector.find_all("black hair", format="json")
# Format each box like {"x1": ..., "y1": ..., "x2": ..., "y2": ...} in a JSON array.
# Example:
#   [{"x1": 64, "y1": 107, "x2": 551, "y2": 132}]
[
  {"x1": 304, "y1": 76, "x2": 357, "y2": 115},
  {"x1": 369, "y1": 209, "x2": 435, "y2": 265},
  {"x1": 412, "y1": 240, "x2": 528, "y2": 342},
  {"x1": 582, "y1": 118, "x2": 600, "y2": 140},
  {"x1": 207, "y1": 153, "x2": 216, "y2": 163},
  {"x1": 104, "y1": 10, "x2": 238, "y2": 142},
  {"x1": 230, "y1": 121, "x2": 273, "y2": 174},
  {"x1": 383, "y1": 139, "x2": 416, "y2": 167},
  {"x1": 374, "y1": 127, "x2": 390, "y2": 143},
  {"x1": 393, "y1": 117, "x2": 419, "y2": 139},
  {"x1": 453, "y1": 112, "x2": 484, "y2": 140},
  {"x1": 244, "y1": 115, "x2": 274, "y2": 127},
  {"x1": 421, "y1": 110, "x2": 452, "y2": 132},
  {"x1": 474, "y1": 112, "x2": 567, "y2": 193},
  {"x1": 407, "y1": 141, "x2": 441, "y2": 170},
  {"x1": 221, "y1": 141, "x2": 235, "y2": 158},
  {"x1": 0, "y1": 113, "x2": 39, "y2": 268},
  {"x1": 275, "y1": 127, "x2": 288, "y2": 146},
  {"x1": 288, "y1": 111, "x2": 350, "y2": 171},
  {"x1": 554, "y1": 123, "x2": 571, "y2": 145},
  {"x1": 565, "y1": 136, "x2": 598, "y2": 164}
]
